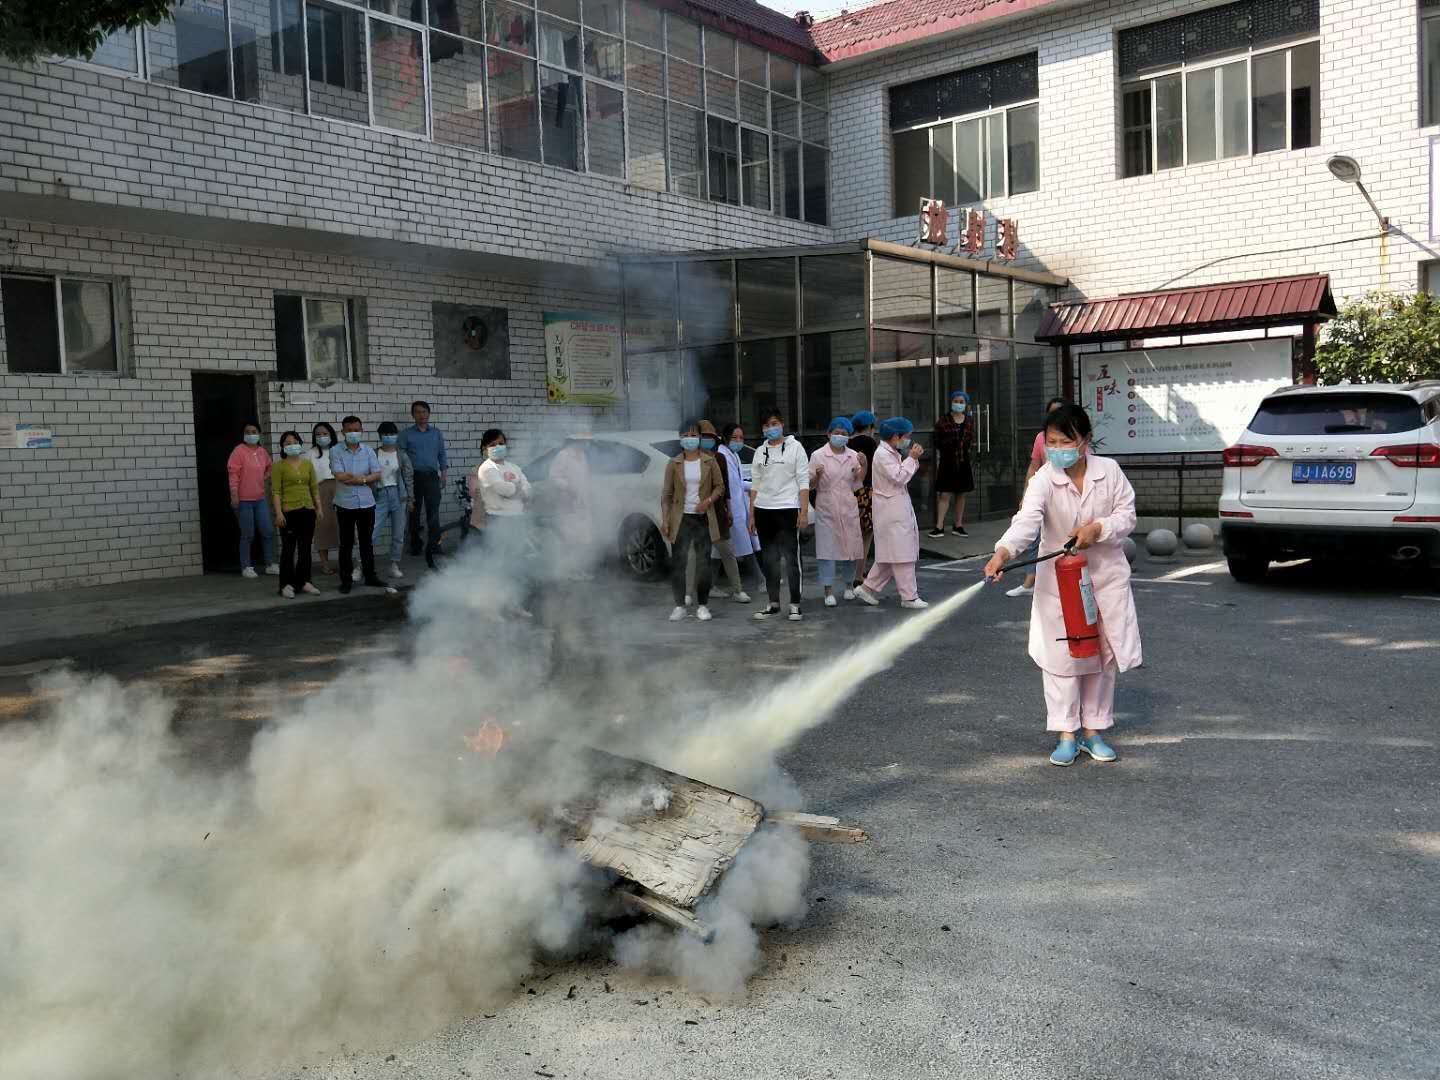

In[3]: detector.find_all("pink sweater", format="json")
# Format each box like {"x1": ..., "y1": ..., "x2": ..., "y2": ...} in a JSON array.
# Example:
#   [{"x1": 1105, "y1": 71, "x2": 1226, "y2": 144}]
[{"x1": 228, "y1": 444, "x2": 272, "y2": 502}]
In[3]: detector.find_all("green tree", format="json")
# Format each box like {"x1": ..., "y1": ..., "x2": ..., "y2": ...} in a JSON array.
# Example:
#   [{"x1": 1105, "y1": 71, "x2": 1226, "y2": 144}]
[
  {"x1": 0, "y1": 0, "x2": 177, "y2": 65},
  {"x1": 1315, "y1": 291, "x2": 1440, "y2": 385}
]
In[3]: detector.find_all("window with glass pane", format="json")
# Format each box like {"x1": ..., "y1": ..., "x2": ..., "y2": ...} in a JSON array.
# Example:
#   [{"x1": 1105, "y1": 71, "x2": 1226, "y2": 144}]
[
  {"x1": 801, "y1": 254, "x2": 864, "y2": 328},
  {"x1": 1252, "y1": 50, "x2": 1286, "y2": 153},
  {"x1": 923, "y1": 123, "x2": 955, "y2": 204},
  {"x1": 61, "y1": 280, "x2": 118, "y2": 372},
  {"x1": 1290, "y1": 41, "x2": 1318, "y2": 148},
  {"x1": 486, "y1": 0, "x2": 534, "y2": 55},
  {"x1": 803, "y1": 144, "x2": 829, "y2": 225},
  {"x1": 872, "y1": 257, "x2": 932, "y2": 330},
  {"x1": 684, "y1": 345, "x2": 736, "y2": 424},
  {"x1": 623, "y1": 262, "x2": 677, "y2": 347},
  {"x1": 1013, "y1": 283, "x2": 1053, "y2": 343},
  {"x1": 1220, "y1": 60, "x2": 1248, "y2": 157},
  {"x1": 539, "y1": 17, "x2": 581, "y2": 69},
  {"x1": 668, "y1": 15, "x2": 701, "y2": 63},
  {"x1": 668, "y1": 58, "x2": 702, "y2": 106},
  {"x1": 585, "y1": 0, "x2": 623, "y2": 34},
  {"x1": 707, "y1": 70, "x2": 738, "y2": 118},
  {"x1": 628, "y1": 92, "x2": 667, "y2": 189},
  {"x1": 678, "y1": 261, "x2": 735, "y2": 344},
  {"x1": 772, "y1": 95, "x2": 799, "y2": 137},
  {"x1": 430, "y1": 34, "x2": 488, "y2": 148},
  {"x1": 955, "y1": 117, "x2": 983, "y2": 203},
  {"x1": 891, "y1": 128, "x2": 929, "y2": 217},
  {"x1": 737, "y1": 258, "x2": 796, "y2": 336},
  {"x1": 583, "y1": 29, "x2": 623, "y2": 81},
  {"x1": 429, "y1": 0, "x2": 484, "y2": 40},
  {"x1": 1122, "y1": 84, "x2": 1153, "y2": 178},
  {"x1": 586, "y1": 81, "x2": 624, "y2": 176},
  {"x1": 739, "y1": 338, "x2": 798, "y2": 436},
  {"x1": 1, "y1": 276, "x2": 63, "y2": 374},
  {"x1": 871, "y1": 331, "x2": 933, "y2": 423},
  {"x1": 370, "y1": 20, "x2": 426, "y2": 134},
  {"x1": 799, "y1": 64, "x2": 827, "y2": 107},
  {"x1": 539, "y1": 0, "x2": 580, "y2": 20},
  {"x1": 1186, "y1": 67, "x2": 1217, "y2": 162},
  {"x1": 705, "y1": 29, "x2": 736, "y2": 74},
  {"x1": 708, "y1": 117, "x2": 741, "y2": 205},
  {"x1": 740, "y1": 81, "x2": 768, "y2": 127},
  {"x1": 488, "y1": 51, "x2": 540, "y2": 161},
  {"x1": 214, "y1": 0, "x2": 296, "y2": 107},
  {"x1": 739, "y1": 42, "x2": 767, "y2": 85},
  {"x1": 1006, "y1": 104, "x2": 1038, "y2": 194},
  {"x1": 936, "y1": 335, "x2": 977, "y2": 407},
  {"x1": 741, "y1": 130, "x2": 771, "y2": 211},
  {"x1": 670, "y1": 103, "x2": 705, "y2": 197},
  {"x1": 770, "y1": 55, "x2": 798, "y2": 97},
  {"x1": 975, "y1": 275, "x2": 1011, "y2": 338},
  {"x1": 803, "y1": 330, "x2": 867, "y2": 433},
  {"x1": 1427, "y1": 15, "x2": 1440, "y2": 127},
  {"x1": 1156, "y1": 74, "x2": 1183, "y2": 168},
  {"x1": 150, "y1": 4, "x2": 232, "y2": 97},
  {"x1": 540, "y1": 67, "x2": 583, "y2": 169},
  {"x1": 87, "y1": 27, "x2": 140, "y2": 73},
  {"x1": 308, "y1": 3, "x2": 368, "y2": 122},
  {"x1": 304, "y1": 298, "x2": 353, "y2": 380},
  {"x1": 936, "y1": 268, "x2": 974, "y2": 336},
  {"x1": 987, "y1": 113, "x2": 1005, "y2": 199},
  {"x1": 775, "y1": 137, "x2": 802, "y2": 220},
  {"x1": 626, "y1": 0, "x2": 662, "y2": 46},
  {"x1": 802, "y1": 104, "x2": 828, "y2": 146},
  {"x1": 627, "y1": 44, "x2": 664, "y2": 94}
]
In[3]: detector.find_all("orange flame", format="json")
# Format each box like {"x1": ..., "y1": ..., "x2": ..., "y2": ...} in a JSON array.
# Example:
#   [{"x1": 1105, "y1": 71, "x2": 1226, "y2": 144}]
[{"x1": 463, "y1": 718, "x2": 508, "y2": 758}]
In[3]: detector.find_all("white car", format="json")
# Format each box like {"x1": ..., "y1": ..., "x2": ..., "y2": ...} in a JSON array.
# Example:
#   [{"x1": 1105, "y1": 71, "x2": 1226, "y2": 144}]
[
  {"x1": 524, "y1": 430, "x2": 755, "y2": 580},
  {"x1": 1219, "y1": 382, "x2": 1440, "y2": 585}
]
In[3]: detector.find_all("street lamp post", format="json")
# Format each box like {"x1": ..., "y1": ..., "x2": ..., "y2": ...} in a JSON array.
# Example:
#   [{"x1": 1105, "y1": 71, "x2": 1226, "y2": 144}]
[{"x1": 1326, "y1": 155, "x2": 1391, "y2": 233}]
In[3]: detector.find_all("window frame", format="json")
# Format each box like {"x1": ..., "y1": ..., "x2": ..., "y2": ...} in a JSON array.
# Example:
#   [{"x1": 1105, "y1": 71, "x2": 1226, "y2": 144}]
[
  {"x1": 274, "y1": 291, "x2": 365, "y2": 382},
  {"x1": 1120, "y1": 33, "x2": 1320, "y2": 177},
  {"x1": 0, "y1": 271, "x2": 124, "y2": 376},
  {"x1": 890, "y1": 98, "x2": 1037, "y2": 212},
  {"x1": 1423, "y1": 7, "x2": 1440, "y2": 128}
]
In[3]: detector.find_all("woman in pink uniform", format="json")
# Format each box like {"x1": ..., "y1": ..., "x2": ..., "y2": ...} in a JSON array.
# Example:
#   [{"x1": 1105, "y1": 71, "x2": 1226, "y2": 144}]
[
  {"x1": 853, "y1": 416, "x2": 928, "y2": 610},
  {"x1": 984, "y1": 403, "x2": 1141, "y2": 767},
  {"x1": 808, "y1": 416, "x2": 867, "y2": 607}
]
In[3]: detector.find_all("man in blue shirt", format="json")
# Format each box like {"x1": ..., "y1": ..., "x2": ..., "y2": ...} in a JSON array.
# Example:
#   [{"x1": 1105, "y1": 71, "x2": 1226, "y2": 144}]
[
  {"x1": 399, "y1": 400, "x2": 448, "y2": 567},
  {"x1": 330, "y1": 414, "x2": 391, "y2": 594}
]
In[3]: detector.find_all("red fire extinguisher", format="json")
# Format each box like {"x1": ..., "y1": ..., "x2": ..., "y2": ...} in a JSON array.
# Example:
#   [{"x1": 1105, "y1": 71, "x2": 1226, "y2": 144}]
[{"x1": 1054, "y1": 549, "x2": 1101, "y2": 659}]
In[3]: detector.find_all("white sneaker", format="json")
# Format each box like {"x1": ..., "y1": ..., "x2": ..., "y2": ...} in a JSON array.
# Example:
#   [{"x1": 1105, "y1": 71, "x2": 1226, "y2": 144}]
[
  {"x1": 696, "y1": 605, "x2": 712, "y2": 621},
  {"x1": 280, "y1": 585, "x2": 295, "y2": 599},
  {"x1": 788, "y1": 604, "x2": 803, "y2": 621},
  {"x1": 669, "y1": 606, "x2": 687, "y2": 622},
  {"x1": 753, "y1": 605, "x2": 781, "y2": 620},
  {"x1": 301, "y1": 582, "x2": 320, "y2": 595},
  {"x1": 900, "y1": 597, "x2": 930, "y2": 610},
  {"x1": 853, "y1": 586, "x2": 880, "y2": 606},
  {"x1": 733, "y1": 591, "x2": 752, "y2": 604},
  {"x1": 843, "y1": 588, "x2": 857, "y2": 601},
  {"x1": 241, "y1": 566, "x2": 258, "y2": 579},
  {"x1": 823, "y1": 594, "x2": 837, "y2": 608},
  {"x1": 390, "y1": 562, "x2": 404, "y2": 580},
  {"x1": 711, "y1": 588, "x2": 731, "y2": 599},
  {"x1": 1006, "y1": 584, "x2": 1035, "y2": 597},
  {"x1": 264, "y1": 563, "x2": 280, "y2": 576}
]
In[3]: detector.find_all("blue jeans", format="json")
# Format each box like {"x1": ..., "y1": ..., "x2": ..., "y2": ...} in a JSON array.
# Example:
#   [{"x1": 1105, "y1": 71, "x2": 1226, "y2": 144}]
[
  {"x1": 372, "y1": 485, "x2": 407, "y2": 563},
  {"x1": 817, "y1": 558, "x2": 855, "y2": 587},
  {"x1": 237, "y1": 499, "x2": 275, "y2": 569}
]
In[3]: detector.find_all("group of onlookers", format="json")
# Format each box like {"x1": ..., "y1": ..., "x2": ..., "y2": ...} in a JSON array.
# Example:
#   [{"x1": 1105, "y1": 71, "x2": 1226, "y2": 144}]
[{"x1": 225, "y1": 402, "x2": 450, "y2": 598}]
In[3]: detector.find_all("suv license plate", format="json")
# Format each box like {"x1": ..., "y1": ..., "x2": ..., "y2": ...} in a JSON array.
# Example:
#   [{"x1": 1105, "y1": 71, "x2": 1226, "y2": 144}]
[{"x1": 1292, "y1": 461, "x2": 1356, "y2": 484}]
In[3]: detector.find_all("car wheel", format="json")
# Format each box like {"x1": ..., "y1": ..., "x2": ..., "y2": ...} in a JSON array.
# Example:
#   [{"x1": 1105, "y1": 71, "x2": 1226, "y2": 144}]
[
  {"x1": 620, "y1": 516, "x2": 667, "y2": 580},
  {"x1": 1227, "y1": 554, "x2": 1268, "y2": 583}
]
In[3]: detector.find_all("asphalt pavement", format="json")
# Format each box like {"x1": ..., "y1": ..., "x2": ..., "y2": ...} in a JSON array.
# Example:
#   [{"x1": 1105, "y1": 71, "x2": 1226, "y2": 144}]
[{"x1": 3, "y1": 552, "x2": 1438, "y2": 1079}]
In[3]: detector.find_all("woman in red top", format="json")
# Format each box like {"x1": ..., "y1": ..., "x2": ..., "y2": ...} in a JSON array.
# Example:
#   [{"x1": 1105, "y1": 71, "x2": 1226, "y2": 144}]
[
  {"x1": 227, "y1": 421, "x2": 277, "y2": 578},
  {"x1": 929, "y1": 389, "x2": 976, "y2": 538}
]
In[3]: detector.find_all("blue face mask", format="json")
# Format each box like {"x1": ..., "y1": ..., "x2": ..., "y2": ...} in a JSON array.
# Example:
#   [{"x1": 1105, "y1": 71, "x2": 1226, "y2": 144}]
[
  {"x1": 951, "y1": 401, "x2": 967, "y2": 414},
  {"x1": 700, "y1": 436, "x2": 717, "y2": 451},
  {"x1": 728, "y1": 440, "x2": 745, "y2": 453},
  {"x1": 344, "y1": 431, "x2": 362, "y2": 446},
  {"x1": 1046, "y1": 446, "x2": 1082, "y2": 470},
  {"x1": 897, "y1": 438, "x2": 912, "y2": 455},
  {"x1": 488, "y1": 444, "x2": 507, "y2": 461},
  {"x1": 283, "y1": 443, "x2": 303, "y2": 457},
  {"x1": 829, "y1": 434, "x2": 849, "y2": 450},
  {"x1": 680, "y1": 436, "x2": 701, "y2": 452},
  {"x1": 243, "y1": 432, "x2": 260, "y2": 446},
  {"x1": 316, "y1": 435, "x2": 332, "y2": 448},
  {"x1": 381, "y1": 435, "x2": 398, "y2": 447},
  {"x1": 764, "y1": 425, "x2": 783, "y2": 441}
]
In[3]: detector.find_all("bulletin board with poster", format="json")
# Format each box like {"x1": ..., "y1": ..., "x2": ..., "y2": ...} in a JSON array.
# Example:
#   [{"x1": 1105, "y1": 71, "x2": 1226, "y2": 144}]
[
  {"x1": 1080, "y1": 339, "x2": 1294, "y2": 454},
  {"x1": 544, "y1": 312, "x2": 624, "y2": 406}
]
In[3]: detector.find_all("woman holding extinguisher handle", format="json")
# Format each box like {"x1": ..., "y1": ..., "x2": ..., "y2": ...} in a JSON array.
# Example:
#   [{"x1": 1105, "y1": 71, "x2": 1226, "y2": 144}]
[{"x1": 983, "y1": 403, "x2": 1142, "y2": 767}]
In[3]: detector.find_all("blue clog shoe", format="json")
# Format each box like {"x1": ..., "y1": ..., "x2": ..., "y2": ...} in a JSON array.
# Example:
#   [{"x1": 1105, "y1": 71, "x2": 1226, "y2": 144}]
[
  {"x1": 1049, "y1": 738, "x2": 1079, "y2": 767},
  {"x1": 1078, "y1": 733, "x2": 1118, "y2": 762}
]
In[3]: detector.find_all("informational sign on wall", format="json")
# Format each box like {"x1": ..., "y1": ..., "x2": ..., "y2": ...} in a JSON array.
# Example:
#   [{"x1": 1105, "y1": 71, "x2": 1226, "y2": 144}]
[
  {"x1": 1080, "y1": 339, "x2": 1293, "y2": 454},
  {"x1": 545, "y1": 312, "x2": 623, "y2": 406},
  {"x1": 14, "y1": 424, "x2": 54, "y2": 449}
]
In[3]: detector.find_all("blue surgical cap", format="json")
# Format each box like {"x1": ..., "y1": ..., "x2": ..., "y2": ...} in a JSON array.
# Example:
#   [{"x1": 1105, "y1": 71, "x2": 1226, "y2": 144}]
[
  {"x1": 851, "y1": 410, "x2": 877, "y2": 430},
  {"x1": 878, "y1": 416, "x2": 914, "y2": 439},
  {"x1": 949, "y1": 389, "x2": 970, "y2": 405},
  {"x1": 828, "y1": 415, "x2": 855, "y2": 436}
]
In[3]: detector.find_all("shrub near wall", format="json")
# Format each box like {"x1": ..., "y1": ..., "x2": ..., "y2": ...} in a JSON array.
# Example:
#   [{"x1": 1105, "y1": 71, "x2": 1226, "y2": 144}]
[{"x1": 1315, "y1": 292, "x2": 1440, "y2": 385}]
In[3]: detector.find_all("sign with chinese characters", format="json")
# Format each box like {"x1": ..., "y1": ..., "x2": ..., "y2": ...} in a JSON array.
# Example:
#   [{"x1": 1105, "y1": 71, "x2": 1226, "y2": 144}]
[
  {"x1": 958, "y1": 208, "x2": 985, "y2": 255},
  {"x1": 1080, "y1": 340, "x2": 1293, "y2": 454},
  {"x1": 996, "y1": 218, "x2": 1018, "y2": 261},
  {"x1": 545, "y1": 312, "x2": 623, "y2": 406},
  {"x1": 918, "y1": 198, "x2": 948, "y2": 245},
  {"x1": 14, "y1": 423, "x2": 54, "y2": 449}
]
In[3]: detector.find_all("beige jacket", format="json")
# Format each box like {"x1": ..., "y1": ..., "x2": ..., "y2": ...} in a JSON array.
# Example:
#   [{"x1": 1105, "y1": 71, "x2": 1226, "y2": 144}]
[{"x1": 661, "y1": 453, "x2": 724, "y2": 544}]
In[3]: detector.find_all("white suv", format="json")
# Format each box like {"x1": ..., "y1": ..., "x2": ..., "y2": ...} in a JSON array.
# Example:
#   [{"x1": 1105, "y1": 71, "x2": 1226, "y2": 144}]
[{"x1": 1219, "y1": 382, "x2": 1440, "y2": 585}]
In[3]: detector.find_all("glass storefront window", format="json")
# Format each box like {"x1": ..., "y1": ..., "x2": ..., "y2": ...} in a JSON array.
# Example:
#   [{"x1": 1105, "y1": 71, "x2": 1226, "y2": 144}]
[
  {"x1": 801, "y1": 254, "x2": 865, "y2": 328},
  {"x1": 936, "y1": 267, "x2": 974, "y2": 336},
  {"x1": 976, "y1": 275, "x2": 1011, "y2": 338},
  {"x1": 936, "y1": 335, "x2": 978, "y2": 408},
  {"x1": 678, "y1": 261, "x2": 735, "y2": 344},
  {"x1": 803, "y1": 330, "x2": 867, "y2": 434},
  {"x1": 739, "y1": 337, "x2": 798, "y2": 436},
  {"x1": 871, "y1": 256, "x2": 932, "y2": 331},
  {"x1": 623, "y1": 262, "x2": 677, "y2": 349},
  {"x1": 871, "y1": 330, "x2": 934, "y2": 424},
  {"x1": 737, "y1": 258, "x2": 796, "y2": 337},
  {"x1": 1013, "y1": 282, "x2": 1055, "y2": 344},
  {"x1": 684, "y1": 345, "x2": 737, "y2": 424}
]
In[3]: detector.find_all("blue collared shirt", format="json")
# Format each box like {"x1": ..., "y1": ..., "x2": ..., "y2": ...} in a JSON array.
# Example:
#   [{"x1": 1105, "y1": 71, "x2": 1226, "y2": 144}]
[
  {"x1": 329, "y1": 444, "x2": 380, "y2": 510},
  {"x1": 399, "y1": 424, "x2": 448, "y2": 473}
]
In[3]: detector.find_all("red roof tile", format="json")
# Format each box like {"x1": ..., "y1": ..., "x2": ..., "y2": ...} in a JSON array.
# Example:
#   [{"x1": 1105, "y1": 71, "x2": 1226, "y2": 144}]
[
  {"x1": 652, "y1": 0, "x2": 821, "y2": 62},
  {"x1": 811, "y1": 0, "x2": 1057, "y2": 62},
  {"x1": 1035, "y1": 274, "x2": 1336, "y2": 344}
]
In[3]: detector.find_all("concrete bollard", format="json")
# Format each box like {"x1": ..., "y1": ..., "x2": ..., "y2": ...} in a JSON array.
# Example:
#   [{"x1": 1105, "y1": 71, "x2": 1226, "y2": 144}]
[
  {"x1": 1121, "y1": 537, "x2": 1137, "y2": 564},
  {"x1": 1145, "y1": 528, "x2": 1179, "y2": 563},
  {"x1": 1181, "y1": 523, "x2": 1215, "y2": 555}
]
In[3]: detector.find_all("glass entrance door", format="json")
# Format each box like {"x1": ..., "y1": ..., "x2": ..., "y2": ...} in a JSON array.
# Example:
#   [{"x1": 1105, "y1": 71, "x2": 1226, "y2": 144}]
[{"x1": 938, "y1": 336, "x2": 1017, "y2": 518}]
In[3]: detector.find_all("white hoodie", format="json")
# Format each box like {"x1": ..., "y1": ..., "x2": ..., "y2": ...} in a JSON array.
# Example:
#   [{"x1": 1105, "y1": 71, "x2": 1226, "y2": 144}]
[{"x1": 750, "y1": 435, "x2": 810, "y2": 510}]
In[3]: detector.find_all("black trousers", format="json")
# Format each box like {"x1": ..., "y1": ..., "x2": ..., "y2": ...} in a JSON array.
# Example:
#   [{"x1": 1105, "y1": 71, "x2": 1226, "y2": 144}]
[
  {"x1": 408, "y1": 470, "x2": 443, "y2": 554},
  {"x1": 671, "y1": 514, "x2": 712, "y2": 605},
  {"x1": 754, "y1": 506, "x2": 801, "y2": 605},
  {"x1": 278, "y1": 507, "x2": 316, "y2": 591},
  {"x1": 336, "y1": 505, "x2": 377, "y2": 585}
]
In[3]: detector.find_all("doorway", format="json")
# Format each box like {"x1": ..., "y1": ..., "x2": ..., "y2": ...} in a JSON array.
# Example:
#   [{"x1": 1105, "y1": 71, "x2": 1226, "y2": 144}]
[
  {"x1": 191, "y1": 373, "x2": 258, "y2": 572},
  {"x1": 937, "y1": 337, "x2": 1019, "y2": 519}
]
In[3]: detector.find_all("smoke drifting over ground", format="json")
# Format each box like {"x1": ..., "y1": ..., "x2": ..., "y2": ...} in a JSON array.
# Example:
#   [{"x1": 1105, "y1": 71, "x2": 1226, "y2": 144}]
[{"x1": 0, "y1": 527, "x2": 983, "y2": 1079}]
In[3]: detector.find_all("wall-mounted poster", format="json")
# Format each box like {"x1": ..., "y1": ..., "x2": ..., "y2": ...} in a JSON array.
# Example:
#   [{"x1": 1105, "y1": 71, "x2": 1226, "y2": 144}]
[
  {"x1": 432, "y1": 303, "x2": 510, "y2": 380},
  {"x1": 545, "y1": 312, "x2": 623, "y2": 406}
]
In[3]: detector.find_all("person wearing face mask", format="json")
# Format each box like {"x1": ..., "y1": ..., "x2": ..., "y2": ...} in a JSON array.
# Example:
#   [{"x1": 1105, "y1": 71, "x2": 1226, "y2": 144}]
[
  {"x1": 661, "y1": 420, "x2": 725, "y2": 622},
  {"x1": 270, "y1": 431, "x2": 322, "y2": 598},
  {"x1": 228, "y1": 421, "x2": 279, "y2": 579},
  {"x1": 330, "y1": 415, "x2": 392, "y2": 595},
  {"x1": 716, "y1": 423, "x2": 758, "y2": 598},
  {"x1": 809, "y1": 417, "x2": 867, "y2": 607},
  {"x1": 853, "y1": 417, "x2": 928, "y2": 610},
  {"x1": 549, "y1": 429, "x2": 595, "y2": 577},
  {"x1": 1008, "y1": 397, "x2": 1070, "y2": 599},
  {"x1": 690, "y1": 420, "x2": 749, "y2": 603},
  {"x1": 847, "y1": 411, "x2": 880, "y2": 592},
  {"x1": 984, "y1": 404, "x2": 1141, "y2": 767},
  {"x1": 371, "y1": 421, "x2": 415, "y2": 581},
  {"x1": 929, "y1": 389, "x2": 976, "y2": 539},
  {"x1": 748, "y1": 409, "x2": 810, "y2": 621},
  {"x1": 477, "y1": 428, "x2": 533, "y2": 568},
  {"x1": 310, "y1": 422, "x2": 340, "y2": 575}
]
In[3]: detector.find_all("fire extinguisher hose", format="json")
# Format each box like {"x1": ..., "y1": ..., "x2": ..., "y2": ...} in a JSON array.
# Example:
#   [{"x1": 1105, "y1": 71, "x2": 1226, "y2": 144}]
[{"x1": 996, "y1": 536, "x2": 1077, "y2": 575}]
